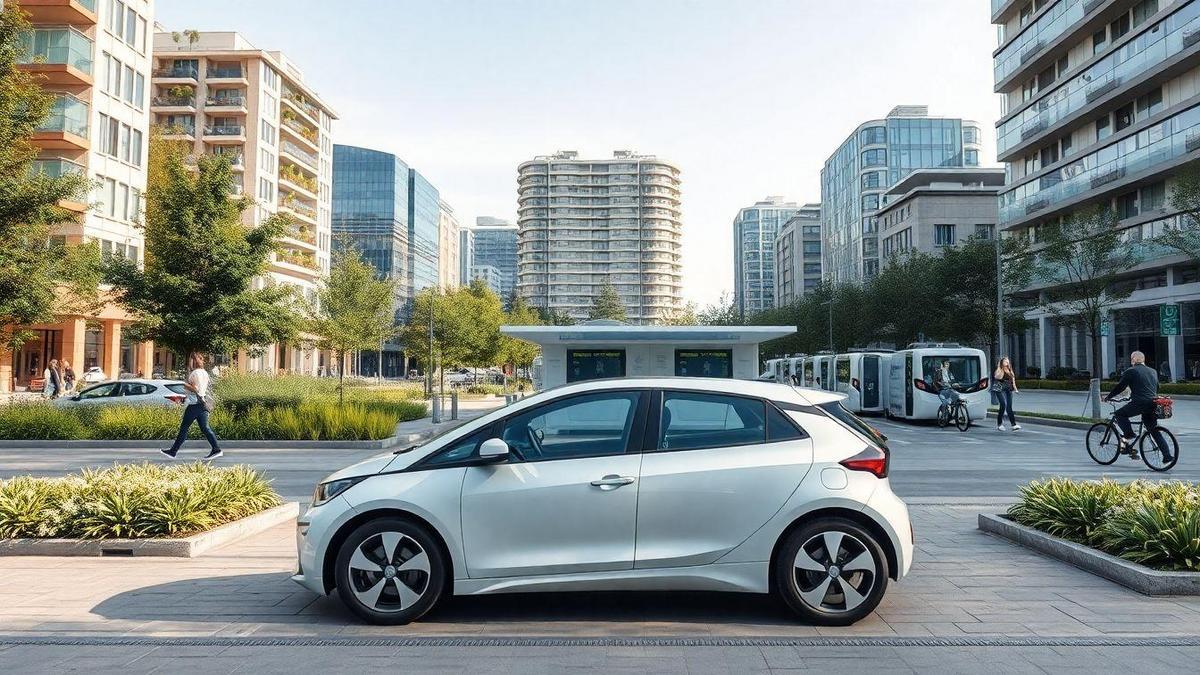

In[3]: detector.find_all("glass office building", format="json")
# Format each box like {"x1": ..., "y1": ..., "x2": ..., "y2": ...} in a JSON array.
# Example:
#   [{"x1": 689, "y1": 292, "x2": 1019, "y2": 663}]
[
  {"x1": 821, "y1": 106, "x2": 982, "y2": 283},
  {"x1": 469, "y1": 217, "x2": 519, "y2": 301},
  {"x1": 408, "y1": 169, "x2": 441, "y2": 297},
  {"x1": 732, "y1": 197, "x2": 800, "y2": 316}
]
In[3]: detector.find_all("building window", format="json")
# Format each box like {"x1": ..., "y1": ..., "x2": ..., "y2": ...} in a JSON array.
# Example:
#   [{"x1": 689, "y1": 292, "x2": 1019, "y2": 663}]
[
  {"x1": 859, "y1": 126, "x2": 886, "y2": 146},
  {"x1": 861, "y1": 148, "x2": 886, "y2": 168},
  {"x1": 963, "y1": 126, "x2": 980, "y2": 144},
  {"x1": 1096, "y1": 114, "x2": 1111, "y2": 141},
  {"x1": 861, "y1": 194, "x2": 879, "y2": 212},
  {"x1": 975, "y1": 224, "x2": 994, "y2": 240},
  {"x1": 935, "y1": 224, "x2": 956, "y2": 247},
  {"x1": 965, "y1": 149, "x2": 979, "y2": 165}
]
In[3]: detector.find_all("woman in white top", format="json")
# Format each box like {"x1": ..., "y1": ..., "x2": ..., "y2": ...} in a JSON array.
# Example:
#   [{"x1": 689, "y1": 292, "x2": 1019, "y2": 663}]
[{"x1": 161, "y1": 353, "x2": 222, "y2": 460}]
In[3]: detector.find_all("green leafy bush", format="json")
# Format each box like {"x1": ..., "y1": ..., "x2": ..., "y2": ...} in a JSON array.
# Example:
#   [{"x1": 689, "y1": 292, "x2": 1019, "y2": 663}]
[
  {"x1": 0, "y1": 463, "x2": 282, "y2": 539},
  {"x1": 1018, "y1": 379, "x2": 1200, "y2": 395},
  {"x1": 1008, "y1": 478, "x2": 1200, "y2": 571},
  {"x1": 0, "y1": 404, "x2": 89, "y2": 440}
]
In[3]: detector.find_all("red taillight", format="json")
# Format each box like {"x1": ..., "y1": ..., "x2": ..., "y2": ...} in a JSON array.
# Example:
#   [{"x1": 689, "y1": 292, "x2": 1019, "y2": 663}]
[
  {"x1": 840, "y1": 446, "x2": 889, "y2": 479},
  {"x1": 913, "y1": 378, "x2": 928, "y2": 392},
  {"x1": 851, "y1": 377, "x2": 860, "y2": 391},
  {"x1": 166, "y1": 394, "x2": 185, "y2": 404}
]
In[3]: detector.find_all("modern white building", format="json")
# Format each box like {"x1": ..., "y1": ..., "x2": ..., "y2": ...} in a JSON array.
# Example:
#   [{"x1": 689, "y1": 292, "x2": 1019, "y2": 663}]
[
  {"x1": 992, "y1": 0, "x2": 1200, "y2": 381},
  {"x1": 821, "y1": 106, "x2": 984, "y2": 283},
  {"x1": 516, "y1": 150, "x2": 683, "y2": 324},
  {"x1": 437, "y1": 199, "x2": 459, "y2": 289},
  {"x1": 151, "y1": 28, "x2": 337, "y2": 374},
  {"x1": 773, "y1": 203, "x2": 823, "y2": 307},
  {"x1": 732, "y1": 197, "x2": 800, "y2": 316}
]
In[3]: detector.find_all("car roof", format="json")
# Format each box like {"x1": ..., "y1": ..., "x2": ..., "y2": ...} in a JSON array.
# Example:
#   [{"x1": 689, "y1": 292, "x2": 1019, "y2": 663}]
[
  {"x1": 529, "y1": 377, "x2": 843, "y2": 406},
  {"x1": 82, "y1": 378, "x2": 184, "y2": 386}
]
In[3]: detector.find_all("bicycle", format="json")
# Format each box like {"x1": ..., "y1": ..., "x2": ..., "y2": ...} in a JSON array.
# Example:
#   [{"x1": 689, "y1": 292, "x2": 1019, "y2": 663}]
[
  {"x1": 1085, "y1": 397, "x2": 1179, "y2": 472},
  {"x1": 936, "y1": 391, "x2": 971, "y2": 432}
]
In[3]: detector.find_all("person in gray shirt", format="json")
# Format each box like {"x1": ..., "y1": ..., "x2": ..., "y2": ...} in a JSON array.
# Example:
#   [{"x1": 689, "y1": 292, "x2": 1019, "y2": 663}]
[{"x1": 1104, "y1": 351, "x2": 1171, "y2": 461}]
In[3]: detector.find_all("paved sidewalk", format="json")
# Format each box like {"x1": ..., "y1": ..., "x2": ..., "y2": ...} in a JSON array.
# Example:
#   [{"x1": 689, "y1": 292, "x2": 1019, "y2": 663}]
[
  {"x1": 1007, "y1": 390, "x2": 1200, "y2": 435},
  {"x1": 3, "y1": 505, "x2": 1198, "y2": 641}
]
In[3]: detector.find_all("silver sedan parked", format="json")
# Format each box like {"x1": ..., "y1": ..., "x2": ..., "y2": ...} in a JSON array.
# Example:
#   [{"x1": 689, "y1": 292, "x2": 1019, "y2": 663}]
[{"x1": 54, "y1": 379, "x2": 189, "y2": 407}]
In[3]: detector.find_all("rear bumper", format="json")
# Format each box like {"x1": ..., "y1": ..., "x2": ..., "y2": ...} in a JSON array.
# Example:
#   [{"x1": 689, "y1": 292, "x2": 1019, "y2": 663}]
[{"x1": 865, "y1": 486, "x2": 913, "y2": 579}]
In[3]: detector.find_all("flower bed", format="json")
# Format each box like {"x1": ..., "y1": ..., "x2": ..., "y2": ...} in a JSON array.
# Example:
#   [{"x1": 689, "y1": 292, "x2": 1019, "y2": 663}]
[
  {"x1": 1007, "y1": 478, "x2": 1200, "y2": 571},
  {"x1": 0, "y1": 463, "x2": 281, "y2": 539}
]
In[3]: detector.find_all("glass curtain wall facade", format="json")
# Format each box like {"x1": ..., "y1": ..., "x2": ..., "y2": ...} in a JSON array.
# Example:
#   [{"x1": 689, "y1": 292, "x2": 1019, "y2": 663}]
[
  {"x1": 471, "y1": 221, "x2": 519, "y2": 302},
  {"x1": 332, "y1": 144, "x2": 411, "y2": 377},
  {"x1": 732, "y1": 198, "x2": 799, "y2": 316},
  {"x1": 821, "y1": 107, "x2": 981, "y2": 283},
  {"x1": 408, "y1": 169, "x2": 441, "y2": 297}
]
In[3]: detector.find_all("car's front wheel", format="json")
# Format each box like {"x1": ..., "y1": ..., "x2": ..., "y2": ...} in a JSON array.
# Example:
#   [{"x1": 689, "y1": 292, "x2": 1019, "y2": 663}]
[
  {"x1": 775, "y1": 517, "x2": 889, "y2": 626},
  {"x1": 333, "y1": 518, "x2": 446, "y2": 625}
]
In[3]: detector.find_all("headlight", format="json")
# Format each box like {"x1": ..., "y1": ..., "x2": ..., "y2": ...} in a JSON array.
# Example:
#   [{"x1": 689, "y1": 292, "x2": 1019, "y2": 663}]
[{"x1": 312, "y1": 476, "x2": 367, "y2": 506}]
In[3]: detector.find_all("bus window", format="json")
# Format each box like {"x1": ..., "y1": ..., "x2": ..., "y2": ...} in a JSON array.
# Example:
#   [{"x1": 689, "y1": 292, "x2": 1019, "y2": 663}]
[
  {"x1": 836, "y1": 357, "x2": 851, "y2": 387},
  {"x1": 922, "y1": 356, "x2": 981, "y2": 389}
]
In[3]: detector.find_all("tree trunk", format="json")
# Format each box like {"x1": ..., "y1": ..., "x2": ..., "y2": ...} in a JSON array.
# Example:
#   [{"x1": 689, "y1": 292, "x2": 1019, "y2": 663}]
[
  {"x1": 337, "y1": 348, "x2": 345, "y2": 406},
  {"x1": 1089, "y1": 332, "x2": 1102, "y2": 420}
]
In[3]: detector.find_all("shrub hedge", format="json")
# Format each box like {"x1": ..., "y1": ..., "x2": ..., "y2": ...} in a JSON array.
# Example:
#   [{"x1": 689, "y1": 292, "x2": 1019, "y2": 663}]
[
  {"x1": 1018, "y1": 379, "x2": 1200, "y2": 395},
  {"x1": 0, "y1": 463, "x2": 281, "y2": 539},
  {"x1": 1008, "y1": 478, "x2": 1200, "y2": 571}
]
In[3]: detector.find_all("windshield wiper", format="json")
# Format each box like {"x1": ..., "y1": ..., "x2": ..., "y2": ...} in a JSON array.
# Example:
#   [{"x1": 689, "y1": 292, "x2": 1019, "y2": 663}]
[{"x1": 392, "y1": 444, "x2": 418, "y2": 455}]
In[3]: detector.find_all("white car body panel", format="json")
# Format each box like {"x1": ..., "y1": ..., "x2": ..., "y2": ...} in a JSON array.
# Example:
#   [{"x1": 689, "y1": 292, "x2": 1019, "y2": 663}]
[{"x1": 292, "y1": 377, "x2": 912, "y2": 602}]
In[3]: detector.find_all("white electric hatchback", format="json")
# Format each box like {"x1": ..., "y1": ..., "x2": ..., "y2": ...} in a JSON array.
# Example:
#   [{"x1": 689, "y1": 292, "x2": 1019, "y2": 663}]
[{"x1": 294, "y1": 378, "x2": 912, "y2": 626}]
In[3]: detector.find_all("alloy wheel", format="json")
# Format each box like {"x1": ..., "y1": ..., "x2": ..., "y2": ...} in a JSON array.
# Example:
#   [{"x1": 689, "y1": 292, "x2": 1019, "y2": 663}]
[
  {"x1": 346, "y1": 531, "x2": 431, "y2": 613},
  {"x1": 792, "y1": 530, "x2": 877, "y2": 614}
]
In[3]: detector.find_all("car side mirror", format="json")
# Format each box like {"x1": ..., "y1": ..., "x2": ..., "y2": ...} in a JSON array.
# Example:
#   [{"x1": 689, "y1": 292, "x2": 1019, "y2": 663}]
[{"x1": 478, "y1": 438, "x2": 510, "y2": 462}]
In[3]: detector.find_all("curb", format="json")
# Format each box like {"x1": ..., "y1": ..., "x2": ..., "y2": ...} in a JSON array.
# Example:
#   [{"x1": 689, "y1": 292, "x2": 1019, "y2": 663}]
[
  {"x1": 985, "y1": 411, "x2": 1093, "y2": 431},
  {"x1": 0, "y1": 502, "x2": 299, "y2": 557},
  {"x1": 978, "y1": 513, "x2": 1200, "y2": 596}
]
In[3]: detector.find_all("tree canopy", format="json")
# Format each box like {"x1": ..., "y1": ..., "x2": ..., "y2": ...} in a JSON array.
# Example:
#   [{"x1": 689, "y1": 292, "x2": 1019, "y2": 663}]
[{"x1": 587, "y1": 282, "x2": 627, "y2": 322}]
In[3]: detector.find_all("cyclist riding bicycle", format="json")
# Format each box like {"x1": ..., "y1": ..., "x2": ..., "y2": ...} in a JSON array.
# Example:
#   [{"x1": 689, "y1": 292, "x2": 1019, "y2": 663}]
[
  {"x1": 1103, "y1": 350, "x2": 1173, "y2": 463},
  {"x1": 934, "y1": 359, "x2": 959, "y2": 407}
]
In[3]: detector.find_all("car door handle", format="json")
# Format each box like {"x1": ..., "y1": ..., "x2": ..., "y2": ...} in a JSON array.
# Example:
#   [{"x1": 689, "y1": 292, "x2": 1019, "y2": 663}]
[{"x1": 590, "y1": 475, "x2": 635, "y2": 490}]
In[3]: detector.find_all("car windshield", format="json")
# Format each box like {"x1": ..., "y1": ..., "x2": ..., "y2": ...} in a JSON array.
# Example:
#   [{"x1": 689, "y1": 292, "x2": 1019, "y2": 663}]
[{"x1": 922, "y1": 356, "x2": 981, "y2": 390}]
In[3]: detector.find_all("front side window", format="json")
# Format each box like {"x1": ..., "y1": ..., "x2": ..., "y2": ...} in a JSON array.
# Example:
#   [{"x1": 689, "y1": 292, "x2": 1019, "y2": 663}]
[
  {"x1": 501, "y1": 391, "x2": 641, "y2": 461},
  {"x1": 659, "y1": 392, "x2": 765, "y2": 451},
  {"x1": 78, "y1": 382, "x2": 119, "y2": 399}
]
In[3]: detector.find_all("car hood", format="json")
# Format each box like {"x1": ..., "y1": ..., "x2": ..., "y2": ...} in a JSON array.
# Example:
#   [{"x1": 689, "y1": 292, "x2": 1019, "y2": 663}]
[{"x1": 322, "y1": 451, "x2": 399, "y2": 482}]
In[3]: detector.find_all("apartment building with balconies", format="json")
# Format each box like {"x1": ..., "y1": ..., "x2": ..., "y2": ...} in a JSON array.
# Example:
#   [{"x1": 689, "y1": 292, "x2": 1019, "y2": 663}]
[
  {"x1": 993, "y1": 0, "x2": 1200, "y2": 381},
  {"x1": 516, "y1": 150, "x2": 683, "y2": 324},
  {"x1": 732, "y1": 196, "x2": 800, "y2": 316},
  {"x1": 7, "y1": 0, "x2": 158, "y2": 392},
  {"x1": 151, "y1": 28, "x2": 337, "y2": 375},
  {"x1": 773, "y1": 204, "x2": 823, "y2": 308},
  {"x1": 820, "y1": 106, "x2": 983, "y2": 284}
]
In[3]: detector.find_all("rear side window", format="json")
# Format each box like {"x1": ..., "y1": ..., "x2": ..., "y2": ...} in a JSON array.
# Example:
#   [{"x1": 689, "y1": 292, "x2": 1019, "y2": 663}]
[
  {"x1": 660, "y1": 392, "x2": 765, "y2": 451},
  {"x1": 122, "y1": 383, "x2": 156, "y2": 396},
  {"x1": 166, "y1": 384, "x2": 188, "y2": 394},
  {"x1": 819, "y1": 402, "x2": 888, "y2": 450},
  {"x1": 767, "y1": 405, "x2": 807, "y2": 441}
]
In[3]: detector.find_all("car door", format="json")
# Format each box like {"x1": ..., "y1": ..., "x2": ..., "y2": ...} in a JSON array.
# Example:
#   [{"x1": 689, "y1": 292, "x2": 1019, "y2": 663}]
[
  {"x1": 118, "y1": 382, "x2": 158, "y2": 405},
  {"x1": 635, "y1": 390, "x2": 813, "y2": 569},
  {"x1": 73, "y1": 382, "x2": 121, "y2": 404},
  {"x1": 460, "y1": 389, "x2": 648, "y2": 578}
]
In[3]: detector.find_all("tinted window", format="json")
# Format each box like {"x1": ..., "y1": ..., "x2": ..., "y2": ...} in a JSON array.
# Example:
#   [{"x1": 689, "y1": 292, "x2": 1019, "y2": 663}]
[
  {"x1": 425, "y1": 426, "x2": 492, "y2": 466},
  {"x1": 166, "y1": 383, "x2": 188, "y2": 394},
  {"x1": 121, "y1": 382, "x2": 156, "y2": 396},
  {"x1": 660, "y1": 392, "x2": 765, "y2": 451},
  {"x1": 819, "y1": 402, "x2": 888, "y2": 450},
  {"x1": 767, "y1": 405, "x2": 806, "y2": 442},
  {"x1": 922, "y1": 356, "x2": 982, "y2": 388},
  {"x1": 501, "y1": 391, "x2": 641, "y2": 461},
  {"x1": 78, "y1": 383, "x2": 119, "y2": 399},
  {"x1": 836, "y1": 358, "x2": 851, "y2": 385}
]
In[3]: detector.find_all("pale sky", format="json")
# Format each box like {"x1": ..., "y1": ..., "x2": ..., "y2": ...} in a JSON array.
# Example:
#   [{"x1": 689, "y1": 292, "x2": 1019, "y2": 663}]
[{"x1": 156, "y1": 0, "x2": 1001, "y2": 307}]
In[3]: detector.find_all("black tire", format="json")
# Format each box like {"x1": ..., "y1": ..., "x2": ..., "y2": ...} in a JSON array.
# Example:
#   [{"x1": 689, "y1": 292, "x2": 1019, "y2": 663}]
[
  {"x1": 774, "y1": 517, "x2": 889, "y2": 626},
  {"x1": 334, "y1": 517, "x2": 447, "y2": 625},
  {"x1": 1086, "y1": 422, "x2": 1120, "y2": 465},
  {"x1": 936, "y1": 404, "x2": 949, "y2": 428},
  {"x1": 955, "y1": 404, "x2": 970, "y2": 432},
  {"x1": 1140, "y1": 427, "x2": 1179, "y2": 472}
]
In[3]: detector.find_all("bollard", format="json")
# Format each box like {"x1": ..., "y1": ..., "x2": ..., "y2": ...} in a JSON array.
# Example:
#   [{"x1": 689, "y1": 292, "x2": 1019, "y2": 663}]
[
  {"x1": 431, "y1": 395, "x2": 442, "y2": 424},
  {"x1": 451, "y1": 392, "x2": 459, "y2": 420}
]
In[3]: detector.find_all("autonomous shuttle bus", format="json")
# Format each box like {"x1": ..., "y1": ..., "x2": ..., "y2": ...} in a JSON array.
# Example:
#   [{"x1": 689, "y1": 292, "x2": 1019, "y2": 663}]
[
  {"x1": 886, "y1": 344, "x2": 989, "y2": 421},
  {"x1": 811, "y1": 353, "x2": 836, "y2": 392},
  {"x1": 835, "y1": 350, "x2": 892, "y2": 415}
]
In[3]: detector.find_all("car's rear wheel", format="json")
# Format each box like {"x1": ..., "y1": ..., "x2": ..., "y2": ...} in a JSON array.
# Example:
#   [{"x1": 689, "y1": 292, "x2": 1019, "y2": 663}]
[
  {"x1": 775, "y1": 517, "x2": 889, "y2": 626},
  {"x1": 334, "y1": 518, "x2": 446, "y2": 625}
]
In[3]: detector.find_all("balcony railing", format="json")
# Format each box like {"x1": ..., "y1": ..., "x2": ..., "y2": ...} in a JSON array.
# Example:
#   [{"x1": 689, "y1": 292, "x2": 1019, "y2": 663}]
[
  {"x1": 279, "y1": 167, "x2": 317, "y2": 193},
  {"x1": 282, "y1": 91, "x2": 321, "y2": 120},
  {"x1": 152, "y1": 95, "x2": 194, "y2": 107},
  {"x1": 161, "y1": 123, "x2": 196, "y2": 136},
  {"x1": 1000, "y1": 101, "x2": 1200, "y2": 223},
  {"x1": 994, "y1": 0, "x2": 1086, "y2": 84},
  {"x1": 282, "y1": 118, "x2": 318, "y2": 143},
  {"x1": 153, "y1": 65, "x2": 198, "y2": 79},
  {"x1": 204, "y1": 124, "x2": 244, "y2": 136},
  {"x1": 206, "y1": 95, "x2": 246, "y2": 107},
  {"x1": 38, "y1": 95, "x2": 89, "y2": 138},
  {"x1": 29, "y1": 158, "x2": 85, "y2": 179},
  {"x1": 998, "y1": 3, "x2": 1200, "y2": 156},
  {"x1": 280, "y1": 140, "x2": 318, "y2": 168},
  {"x1": 280, "y1": 198, "x2": 317, "y2": 219},
  {"x1": 19, "y1": 27, "x2": 94, "y2": 75},
  {"x1": 206, "y1": 66, "x2": 244, "y2": 79}
]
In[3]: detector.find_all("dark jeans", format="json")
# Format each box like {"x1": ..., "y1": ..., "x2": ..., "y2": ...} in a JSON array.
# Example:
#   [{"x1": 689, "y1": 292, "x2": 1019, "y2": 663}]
[
  {"x1": 169, "y1": 402, "x2": 220, "y2": 452},
  {"x1": 1114, "y1": 400, "x2": 1169, "y2": 456},
  {"x1": 996, "y1": 388, "x2": 1016, "y2": 426}
]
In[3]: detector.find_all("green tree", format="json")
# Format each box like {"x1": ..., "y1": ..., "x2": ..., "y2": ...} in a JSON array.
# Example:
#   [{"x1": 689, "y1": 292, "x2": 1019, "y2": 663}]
[
  {"x1": 105, "y1": 138, "x2": 299, "y2": 360},
  {"x1": 500, "y1": 295, "x2": 542, "y2": 384},
  {"x1": 399, "y1": 281, "x2": 505, "y2": 392},
  {"x1": 587, "y1": 282, "x2": 627, "y2": 322},
  {"x1": 696, "y1": 292, "x2": 741, "y2": 326},
  {"x1": 1035, "y1": 206, "x2": 1141, "y2": 418},
  {"x1": 935, "y1": 236, "x2": 1035, "y2": 357},
  {"x1": 1160, "y1": 160, "x2": 1200, "y2": 266},
  {"x1": 0, "y1": 3, "x2": 101, "y2": 374},
  {"x1": 657, "y1": 302, "x2": 699, "y2": 325},
  {"x1": 536, "y1": 307, "x2": 576, "y2": 326},
  {"x1": 866, "y1": 254, "x2": 936, "y2": 349},
  {"x1": 306, "y1": 243, "x2": 396, "y2": 402}
]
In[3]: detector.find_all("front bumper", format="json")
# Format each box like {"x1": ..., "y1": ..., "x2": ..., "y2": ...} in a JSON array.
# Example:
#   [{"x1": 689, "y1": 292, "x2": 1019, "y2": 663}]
[{"x1": 290, "y1": 496, "x2": 355, "y2": 596}]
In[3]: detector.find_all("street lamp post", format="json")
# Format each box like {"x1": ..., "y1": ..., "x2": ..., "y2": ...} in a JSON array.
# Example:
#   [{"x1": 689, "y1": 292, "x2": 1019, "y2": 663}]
[{"x1": 995, "y1": 233, "x2": 1004, "y2": 362}]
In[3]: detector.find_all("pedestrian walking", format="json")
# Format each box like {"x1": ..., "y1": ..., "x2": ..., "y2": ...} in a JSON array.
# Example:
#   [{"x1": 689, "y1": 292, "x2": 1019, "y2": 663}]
[
  {"x1": 160, "y1": 353, "x2": 222, "y2": 460},
  {"x1": 993, "y1": 356, "x2": 1020, "y2": 432},
  {"x1": 62, "y1": 360, "x2": 75, "y2": 393},
  {"x1": 42, "y1": 359, "x2": 63, "y2": 399}
]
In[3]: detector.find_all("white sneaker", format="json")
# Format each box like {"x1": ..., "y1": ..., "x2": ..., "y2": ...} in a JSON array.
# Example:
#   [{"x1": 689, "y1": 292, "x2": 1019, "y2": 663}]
[
  {"x1": 997, "y1": 424, "x2": 1007, "y2": 431},
  {"x1": 1011, "y1": 424, "x2": 1022, "y2": 431}
]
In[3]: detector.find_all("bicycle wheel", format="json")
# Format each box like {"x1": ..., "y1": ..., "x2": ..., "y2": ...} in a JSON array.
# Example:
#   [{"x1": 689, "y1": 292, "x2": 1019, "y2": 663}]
[
  {"x1": 1140, "y1": 427, "x2": 1179, "y2": 472},
  {"x1": 1086, "y1": 422, "x2": 1120, "y2": 465},
  {"x1": 955, "y1": 404, "x2": 970, "y2": 432},
  {"x1": 937, "y1": 404, "x2": 949, "y2": 428}
]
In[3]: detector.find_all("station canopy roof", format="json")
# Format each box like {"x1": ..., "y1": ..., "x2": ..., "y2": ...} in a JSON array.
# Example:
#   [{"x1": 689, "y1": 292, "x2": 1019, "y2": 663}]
[{"x1": 501, "y1": 321, "x2": 796, "y2": 346}]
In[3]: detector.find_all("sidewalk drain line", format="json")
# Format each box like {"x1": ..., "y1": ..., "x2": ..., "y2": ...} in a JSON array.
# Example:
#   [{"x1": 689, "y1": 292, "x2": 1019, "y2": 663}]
[{"x1": 3, "y1": 636, "x2": 1200, "y2": 648}]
